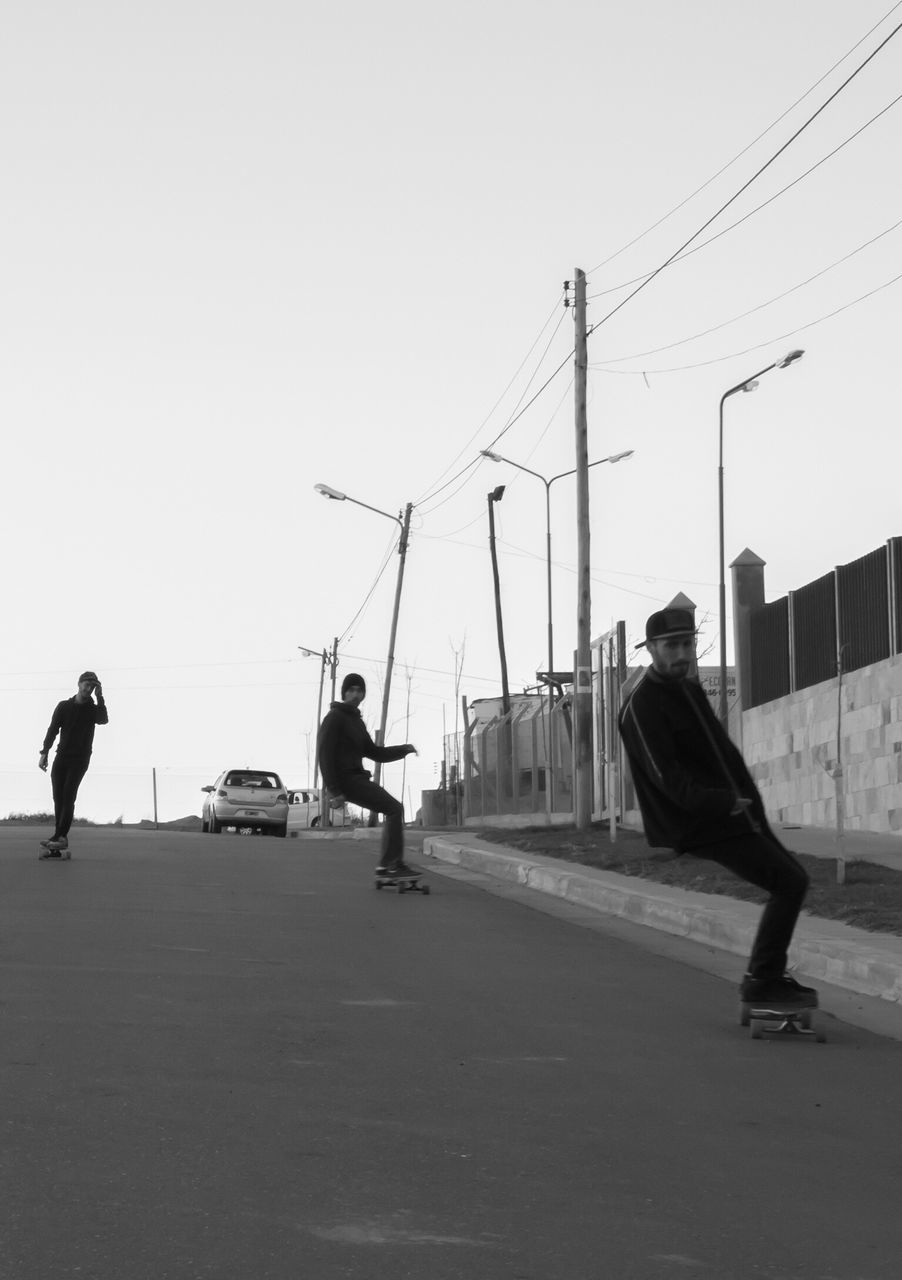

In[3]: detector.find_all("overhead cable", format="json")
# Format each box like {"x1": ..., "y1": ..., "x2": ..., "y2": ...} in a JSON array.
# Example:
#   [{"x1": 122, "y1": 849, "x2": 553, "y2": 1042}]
[
  {"x1": 585, "y1": 0, "x2": 902, "y2": 277},
  {"x1": 592, "y1": 216, "x2": 902, "y2": 364},
  {"x1": 588, "y1": 17, "x2": 902, "y2": 335},
  {"x1": 588, "y1": 89, "x2": 902, "y2": 301}
]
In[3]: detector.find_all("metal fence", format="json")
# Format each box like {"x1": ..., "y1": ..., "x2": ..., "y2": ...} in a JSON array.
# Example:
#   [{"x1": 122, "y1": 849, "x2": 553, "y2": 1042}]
[
  {"x1": 746, "y1": 537, "x2": 902, "y2": 708},
  {"x1": 456, "y1": 696, "x2": 574, "y2": 820},
  {"x1": 749, "y1": 596, "x2": 790, "y2": 707}
]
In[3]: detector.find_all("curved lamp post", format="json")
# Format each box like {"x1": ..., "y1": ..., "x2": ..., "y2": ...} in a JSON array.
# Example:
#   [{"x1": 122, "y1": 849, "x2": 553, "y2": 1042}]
[
  {"x1": 479, "y1": 448, "x2": 634, "y2": 690},
  {"x1": 718, "y1": 349, "x2": 804, "y2": 729},
  {"x1": 314, "y1": 483, "x2": 413, "y2": 799},
  {"x1": 479, "y1": 447, "x2": 634, "y2": 812}
]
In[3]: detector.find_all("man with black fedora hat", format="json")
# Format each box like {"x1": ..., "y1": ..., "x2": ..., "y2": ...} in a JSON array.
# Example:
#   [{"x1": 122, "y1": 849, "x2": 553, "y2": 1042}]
[
  {"x1": 317, "y1": 672, "x2": 418, "y2": 877},
  {"x1": 38, "y1": 671, "x2": 109, "y2": 857},
  {"x1": 618, "y1": 608, "x2": 816, "y2": 1010}
]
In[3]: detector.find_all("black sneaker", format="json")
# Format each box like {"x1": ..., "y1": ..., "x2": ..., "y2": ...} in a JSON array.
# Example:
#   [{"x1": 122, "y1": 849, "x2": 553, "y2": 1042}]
[
  {"x1": 740, "y1": 974, "x2": 817, "y2": 1008},
  {"x1": 386, "y1": 861, "x2": 418, "y2": 879}
]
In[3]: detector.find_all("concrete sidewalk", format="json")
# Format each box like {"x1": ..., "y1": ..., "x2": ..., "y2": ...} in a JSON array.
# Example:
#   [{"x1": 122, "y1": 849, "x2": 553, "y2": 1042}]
[{"x1": 422, "y1": 828, "x2": 902, "y2": 1005}]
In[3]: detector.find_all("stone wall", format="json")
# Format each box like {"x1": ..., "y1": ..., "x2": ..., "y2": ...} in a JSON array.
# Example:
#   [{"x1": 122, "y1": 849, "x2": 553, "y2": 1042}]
[{"x1": 741, "y1": 652, "x2": 902, "y2": 832}]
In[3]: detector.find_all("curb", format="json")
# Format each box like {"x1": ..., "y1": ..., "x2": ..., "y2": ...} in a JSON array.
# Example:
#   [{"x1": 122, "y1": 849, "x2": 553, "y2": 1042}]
[{"x1": 423, "y1": 837, "x2": 902, "y2": 1005}]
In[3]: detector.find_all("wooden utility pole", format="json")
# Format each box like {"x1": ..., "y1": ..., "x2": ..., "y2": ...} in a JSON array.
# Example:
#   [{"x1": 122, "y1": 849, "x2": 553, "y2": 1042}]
[
  {"x1": 372, "y1": 503, "x2": 413, "y2": 791},
  {"x1": 573, "y1": 267, "x2": 593, "y2": 829}
]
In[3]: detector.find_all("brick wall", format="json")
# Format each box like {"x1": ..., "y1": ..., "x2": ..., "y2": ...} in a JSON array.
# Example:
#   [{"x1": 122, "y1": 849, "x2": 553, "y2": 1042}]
[{"x1": 741, "y1": 652, "x2": 902, "y2": 832}]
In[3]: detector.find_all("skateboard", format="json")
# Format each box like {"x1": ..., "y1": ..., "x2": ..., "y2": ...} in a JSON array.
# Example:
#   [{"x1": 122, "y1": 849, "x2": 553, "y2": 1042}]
[
  {"x1": 740, "y1": 1001, "x2": 825, "y2": 1042},
  {"x1": 375, "y1": 869, "x2": 430, "y2": 895},
  {"x1": 38, "y1": 844, "x2": 71, "y2": 861}
]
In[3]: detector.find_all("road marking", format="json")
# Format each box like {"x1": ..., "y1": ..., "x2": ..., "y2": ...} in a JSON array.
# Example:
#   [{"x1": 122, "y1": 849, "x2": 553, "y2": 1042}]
[
  {"x1": 341, "y1": 998, "x2": 417, "y2": 1007},
  {"x1": 150, "y1": 946, "x2": 210, "y2": 953},
  {"x1": 309, "y1": 1223, "x2": 493, "y2": 1246},
  {"x1": 472, "y1": 1055, "x2": 568, "y2": 1064}
]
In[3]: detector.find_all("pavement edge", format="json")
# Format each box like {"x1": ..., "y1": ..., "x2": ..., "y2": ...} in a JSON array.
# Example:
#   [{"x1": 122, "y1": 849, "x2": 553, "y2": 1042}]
[{"x1": 423, "y1": 836, "x2": 902, "y2": 1005}]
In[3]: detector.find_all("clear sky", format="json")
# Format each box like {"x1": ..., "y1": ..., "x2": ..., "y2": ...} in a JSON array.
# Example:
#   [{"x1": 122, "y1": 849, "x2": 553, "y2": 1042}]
[{"x1": 3, "y1": 1, "x2": 900, "y2": 824}]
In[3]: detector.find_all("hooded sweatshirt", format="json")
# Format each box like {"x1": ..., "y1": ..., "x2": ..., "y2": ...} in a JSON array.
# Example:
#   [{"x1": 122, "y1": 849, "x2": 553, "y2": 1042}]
[
  {"x1": 317, "y1": 701, "x2": 412, "y2": 793},
  {"x1": 618, "y1": 669, "x2": 766, "y2": 852}
]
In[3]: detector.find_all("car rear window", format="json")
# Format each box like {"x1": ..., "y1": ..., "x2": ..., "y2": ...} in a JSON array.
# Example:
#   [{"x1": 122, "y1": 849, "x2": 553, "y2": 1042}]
[{"x1": 225, "y1": 773, "x2": 282, "y2": 789}]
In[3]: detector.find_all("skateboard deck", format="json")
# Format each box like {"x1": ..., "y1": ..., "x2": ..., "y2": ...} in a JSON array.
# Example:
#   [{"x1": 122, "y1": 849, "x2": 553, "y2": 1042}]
[
  {"x1": 740, "y1": 1001, "x2": 825, "y2": 1042},
  {"x1": 375, "y1": 869, "x2": 430, "y2": 895},
  {"x1": 39, "y1": 846, "x2": 71, "y2": 861}
]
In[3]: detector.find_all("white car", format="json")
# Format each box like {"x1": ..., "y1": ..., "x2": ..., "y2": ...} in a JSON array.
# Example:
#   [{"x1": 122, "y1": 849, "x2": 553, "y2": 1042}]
[
  {"x1": 287, "y1": 787, "x2": 348, "y2": 831},
  {"x1": 202, "y1": 769, "x2": 289, "y2": 836}
]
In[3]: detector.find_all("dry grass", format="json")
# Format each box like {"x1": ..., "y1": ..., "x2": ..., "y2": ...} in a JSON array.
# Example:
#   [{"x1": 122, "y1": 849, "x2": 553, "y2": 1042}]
[{"x1": 475, "y1": 824, "x2": 902, "y2": 938}]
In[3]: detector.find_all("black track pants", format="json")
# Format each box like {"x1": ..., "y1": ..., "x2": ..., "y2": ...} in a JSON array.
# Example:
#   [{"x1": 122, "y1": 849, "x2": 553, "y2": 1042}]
[
  {"x1": 51, "y1": 755, "x2": 91, "y2": 839},
  {"x1": 337, "y1": 777, "x2": 405, "y2": 866},
  {"x1": 687, "y1": 831, "x2": 810, "y2": 980}
]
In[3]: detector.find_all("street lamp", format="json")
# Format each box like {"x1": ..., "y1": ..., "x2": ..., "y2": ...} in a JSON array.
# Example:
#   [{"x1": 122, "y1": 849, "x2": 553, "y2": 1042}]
[
  {"x1": 480, "y1": 447, "x2": 634, "y2": 812},
  {"x1": 480, "y1": 448, "x2": 634, "y2": 690},
  {"x1": 486, "y1": 484, "x2": 510, "y2": 717},
  {"x1": 718, "y1": 349, "x2": 804, "y2": 729},
  {"x1": 314, "y1": 482, "x2": 413, "y2": 800}
]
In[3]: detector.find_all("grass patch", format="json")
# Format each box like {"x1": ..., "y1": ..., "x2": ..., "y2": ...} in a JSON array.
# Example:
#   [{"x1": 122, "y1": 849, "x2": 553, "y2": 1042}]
[{"x1": 474, "y1": 824, "x2": 902, "y2": 938}]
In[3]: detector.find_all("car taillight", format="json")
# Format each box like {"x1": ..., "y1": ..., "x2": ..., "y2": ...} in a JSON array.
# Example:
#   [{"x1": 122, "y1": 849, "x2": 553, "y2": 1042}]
[{"x1": 217, "y1": 789, "x2": 228, "y2": 798}]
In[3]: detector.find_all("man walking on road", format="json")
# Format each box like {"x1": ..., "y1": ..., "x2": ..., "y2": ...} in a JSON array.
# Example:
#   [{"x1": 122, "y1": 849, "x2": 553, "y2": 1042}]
[
  {"x1": 38, "y1": 671, "x2": 109, "y2": 856},
  {"x1": 317, "y1": 673, "x2": 417, "y2": 878},
  {"x1": 618, "y1": 609, "x2": 816, "y2": 1009}
]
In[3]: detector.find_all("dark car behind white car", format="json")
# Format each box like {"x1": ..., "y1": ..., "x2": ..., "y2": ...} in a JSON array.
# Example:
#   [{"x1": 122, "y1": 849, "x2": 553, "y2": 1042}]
[{"x1": 201, "y1": 769, "x2": 289, "y2": 837}]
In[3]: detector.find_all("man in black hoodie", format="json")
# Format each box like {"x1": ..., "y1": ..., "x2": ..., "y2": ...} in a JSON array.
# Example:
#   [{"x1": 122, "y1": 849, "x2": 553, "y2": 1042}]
[
  {"x1": 317, "y1": 673, "x2": 417, "y2": 876},
  {"x1": 618, "y1": 609, "x2": 816, "y2": 1009},
  {"x1": 38, "y1": 670, "x2": 109, "y2": 857}
]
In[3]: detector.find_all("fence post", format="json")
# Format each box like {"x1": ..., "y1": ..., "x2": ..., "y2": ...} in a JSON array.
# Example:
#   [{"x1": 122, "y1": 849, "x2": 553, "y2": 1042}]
[{"x1": 152, "y1": 768, "x2": 159, "y2": 830}]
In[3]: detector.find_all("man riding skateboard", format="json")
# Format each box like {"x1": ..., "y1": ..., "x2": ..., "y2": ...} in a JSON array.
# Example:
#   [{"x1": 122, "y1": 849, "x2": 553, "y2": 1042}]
[
  {"x1": 39, "y1": 671, "x2": 109, "y2": 857},
  {"x1": 618, "y1": 609, "x2": 816, "y2": 1009},
  {"x1": 316, "y1": 673, "x2": 418, "y2": 878}
]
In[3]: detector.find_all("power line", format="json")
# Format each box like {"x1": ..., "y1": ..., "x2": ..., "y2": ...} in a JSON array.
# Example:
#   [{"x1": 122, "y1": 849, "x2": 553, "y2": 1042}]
[
  {"x1": 591, "y1": 265, "x2": 902, "y2": 376},
  {"x1": 414, "y1": 290, "x2": 564, "y2": 508},
  {"x1": 592, "y1": 215, "x2": 902, "y2": 364},
  {"x1": 337, "y1": 527, "x2": 399, "y2": 645},
  {"x1": 588, "y1": 17, "x2": 902, "y2": 336},
  {"x1": 417, "y1": 299, "x2": 574, "y2": 518},
  {"x1": 418, "y1": 376, "x2": 574, "y2": 531},
  {"x1": 585, "y1": 0, "x2": 902, "y2": 276},
  {"x1": 587, "y1": 89, "x2": 902, "y2": 302}
]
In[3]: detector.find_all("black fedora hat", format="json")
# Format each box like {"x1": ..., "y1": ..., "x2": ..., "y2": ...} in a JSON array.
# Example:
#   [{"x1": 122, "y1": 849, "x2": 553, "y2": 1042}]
[{"x1": 636, "y1": 608, "x2": 698, "y2": 649}]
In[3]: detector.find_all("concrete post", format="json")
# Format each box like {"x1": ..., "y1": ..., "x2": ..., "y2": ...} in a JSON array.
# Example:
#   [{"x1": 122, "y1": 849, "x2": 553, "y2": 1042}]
[{"x1": 730, "y1": 548, "x2": 766, "y2": 743}]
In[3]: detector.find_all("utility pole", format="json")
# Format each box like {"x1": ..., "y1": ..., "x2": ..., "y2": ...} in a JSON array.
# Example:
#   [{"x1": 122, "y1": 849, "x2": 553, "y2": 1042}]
[
  {"x1": 487, "y1": 485, "x2": 511, "y2": 716},
  {"x1": 372, "y1": 502, "x2": 413, "y2": 792},
  {"x1": 573, "y1": 267, "x2": 593, "y2": 829}
]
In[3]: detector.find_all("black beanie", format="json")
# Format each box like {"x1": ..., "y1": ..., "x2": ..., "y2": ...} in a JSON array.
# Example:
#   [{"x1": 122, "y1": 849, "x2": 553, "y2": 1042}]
[{"x1": 341, "y1": 673, "x2": 366, "y2": 698}]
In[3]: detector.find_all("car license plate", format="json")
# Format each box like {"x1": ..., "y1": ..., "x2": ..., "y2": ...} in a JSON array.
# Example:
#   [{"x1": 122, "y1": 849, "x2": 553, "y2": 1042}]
[{"x1": 242, "y1": 810, "x2": 262, "y2": 817}]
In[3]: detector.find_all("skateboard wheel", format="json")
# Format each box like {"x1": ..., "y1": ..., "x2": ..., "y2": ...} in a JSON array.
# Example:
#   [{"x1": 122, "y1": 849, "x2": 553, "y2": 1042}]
[
  {"x1": 815, "y1": 1029, "x2": 827, "y2": 1044},
  {"x1": 740, "y1": 1003, "x2": 750, "y2": 1027},
  {"x1": 750, "y1": 1022, "x2": 763, "y2": 1040},
  {"x1": 375, "y1": 880, "x2": 383, "y2": 890},
  {"x1": 421, "y1": 884, "x2": 430, "y2": 895}
]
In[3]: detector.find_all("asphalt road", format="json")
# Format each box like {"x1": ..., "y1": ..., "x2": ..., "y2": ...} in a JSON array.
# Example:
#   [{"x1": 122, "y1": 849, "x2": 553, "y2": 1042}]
[{"x1": 3, "y1": 825, "x2": 902, "y2": 1280}]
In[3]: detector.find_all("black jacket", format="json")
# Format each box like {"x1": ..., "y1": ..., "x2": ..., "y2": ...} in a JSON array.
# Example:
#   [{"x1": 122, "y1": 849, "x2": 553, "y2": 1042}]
[
  {"x1": 317, "y1": 701, "x2": 412, "y2": 793},
  {"x1": 42, "y1": 695, "x2": 109, "y2": 759},
  {"x1": 618, "y1": 669, "x2": 767, "y2": 852}
]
